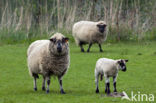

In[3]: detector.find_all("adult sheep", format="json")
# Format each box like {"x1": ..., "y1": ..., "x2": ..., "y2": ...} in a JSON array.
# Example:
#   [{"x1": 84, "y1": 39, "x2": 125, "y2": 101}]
[
  {"x1": 27, "y1": 33, "x2": 69, "y2": 94},
  {"x1": 95, "y1": 58, "x2": 128, "y2": 94},
  {"x1": 72, "y1": 21, "x2": 107, "y2": 52}
]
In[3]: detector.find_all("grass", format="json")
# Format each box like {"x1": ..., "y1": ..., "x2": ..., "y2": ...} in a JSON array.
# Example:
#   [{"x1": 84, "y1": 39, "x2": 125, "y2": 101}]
[
  {"x1": 0, "y1": 41, "x2": 156, "y2": 103},
  {"x1": 0, "y1": 27, "x2": 156, "y2": 44}
]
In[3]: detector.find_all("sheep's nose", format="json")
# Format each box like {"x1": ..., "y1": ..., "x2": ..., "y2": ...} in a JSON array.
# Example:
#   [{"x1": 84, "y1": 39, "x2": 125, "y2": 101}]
[
  {"x1": 99, "y1": 28, "x2": 105, "y2": 33},
  {"x1": 57, "y1": 43, "x2": 62, "y2": 53},
  {"x1": 122, "y1": 67, "x2": 126, "y2": 72},
  {"x1": 122, "y1": 69, "x2": 126, "y2": 72}
]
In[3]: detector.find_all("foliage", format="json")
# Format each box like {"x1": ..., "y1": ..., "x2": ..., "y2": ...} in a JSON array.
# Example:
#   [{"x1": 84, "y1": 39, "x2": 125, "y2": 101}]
[{"x1": 0, "y1": 0, "x2": 156, "y2": 43}]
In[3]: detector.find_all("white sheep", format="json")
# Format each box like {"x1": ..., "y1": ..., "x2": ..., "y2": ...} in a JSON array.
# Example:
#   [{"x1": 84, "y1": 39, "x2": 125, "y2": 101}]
[
  {"x1": 95, "y1": 58, "x2": 128, "y2": 94},
  {"x1": 72, "y1": 21, "x2": 107, "y2": 52},
  {"x1": 27, "y1": 33, "x2": 70, "y2": 94}
]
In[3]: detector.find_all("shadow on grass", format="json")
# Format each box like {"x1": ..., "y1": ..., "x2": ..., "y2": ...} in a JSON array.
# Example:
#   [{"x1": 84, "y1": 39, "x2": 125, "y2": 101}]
[
  {"x1": 16, "y1": 89, "x2": 97, "y2": 96},
  {"x1": 71, "y1": 50, "x2": 115, "y2": 54}
]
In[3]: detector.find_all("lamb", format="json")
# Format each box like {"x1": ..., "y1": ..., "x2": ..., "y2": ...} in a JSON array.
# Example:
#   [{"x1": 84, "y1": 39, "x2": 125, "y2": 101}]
[
  {"x1": 27, "y1": 33, "x2": 70, "y2": 94},
  {"x1": 72, "y1": 21, "x2": 107, "y2": 52},
  {"x1": 94, "y1": 58, "x2": 128, "y2": 94}
]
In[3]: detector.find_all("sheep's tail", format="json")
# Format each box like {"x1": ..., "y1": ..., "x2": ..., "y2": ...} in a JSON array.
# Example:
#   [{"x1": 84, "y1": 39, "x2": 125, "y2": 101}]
[{"x1": 100, "y1": 74, "x2": 103, "y2": 81}]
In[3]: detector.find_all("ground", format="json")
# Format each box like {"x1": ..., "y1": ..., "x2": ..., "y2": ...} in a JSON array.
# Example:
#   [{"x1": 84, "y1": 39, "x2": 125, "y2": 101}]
[{"x1": 0, "y1": 41, "x2": 156, "y2": 103}]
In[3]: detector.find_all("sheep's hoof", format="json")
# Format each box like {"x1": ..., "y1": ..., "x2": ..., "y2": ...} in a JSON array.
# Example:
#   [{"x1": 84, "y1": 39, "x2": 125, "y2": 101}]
[
  {"x1": 107, "y1": 90, "x2": 111, "y2": 94},
  {"x1": 34, "y1": 88, "x2": 37, "y2": 91},
  {"x1": 81, "y1": 49, "x2": 85, "y2": 52},
  {"x1": 46, "y1": 90, "x2": 49, "y2": 94},
  {"x1": 100, "y1": 49, "x2": 103, "y2": 52},
  {"x1": 114, "y1": 90, "x2": 117, "y2": 93},
  {"x1": 42, "y1": 87, "x2": 45, "y2": 91},
  {"x1": 96, "y1": 89, "x2": 99, "y2": 93},
  {"x1": 107, "y1": 92, "x2": 111, "y2": 95},
  {"x1": 60, "y1": 90, "x2": 66, "y2": 94}
]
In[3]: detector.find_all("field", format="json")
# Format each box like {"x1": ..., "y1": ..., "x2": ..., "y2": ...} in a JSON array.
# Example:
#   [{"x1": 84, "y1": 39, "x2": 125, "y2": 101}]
[{"x1": 0, "y1": 41, "x2": 156, "y2": 103}]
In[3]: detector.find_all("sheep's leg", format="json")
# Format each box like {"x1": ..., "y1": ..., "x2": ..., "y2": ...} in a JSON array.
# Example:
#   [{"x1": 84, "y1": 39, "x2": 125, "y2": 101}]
[
  {"x1": 32, "y1": 73, "x2": 38, "y2": 91},
  {"x1": 42, "y1": 76, "x2": 46, "y2": 91},
  {"x1": 80, "y1": 44, "x2": 84, "y2": 52},
  {"x1": 87, "y1": 43, "x2": 92, "y2": 52},
  {"x1": 100, "y1": 73, "x2": 104, "y2": 81},
  {"x1": 113, "y1": 76, "x2": 117, "y2": 92},
  {"x1": 95, "y1": 72, "x2": 99, "y2": 93},
  {"x1": 33, "y1": 77, "x2": 37, "y2": 91},
  {"x1": 105, "y1": 77, "x2": 110, "y2": 94},
  {"x1": 58, "y1": 77, "x2": 66, "y2": 94},
  {"x1": 46, "y1": 76, "x2": 50, "y2": 93},
  {"x1": 98, "y1": 44, "x2": 103, "y2": 52},
  {"x1": 79, "y1": 42, "x2": 85, "y2": 52}
]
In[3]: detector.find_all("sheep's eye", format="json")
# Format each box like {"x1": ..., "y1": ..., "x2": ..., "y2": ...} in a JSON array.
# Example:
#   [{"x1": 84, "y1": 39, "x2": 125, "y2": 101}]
[
  {"x1": 120, "y1": 62, "x2": 125, "y2": 67},
  {"x1": 62, "y1": 38, "x2": 66, "y2": 43},
  {"x1": 62, "y1": 38, "x2": 69, "y2": 43},
  {"x1": 53, "y1": 39, "x2": 56, "y2": 43}
]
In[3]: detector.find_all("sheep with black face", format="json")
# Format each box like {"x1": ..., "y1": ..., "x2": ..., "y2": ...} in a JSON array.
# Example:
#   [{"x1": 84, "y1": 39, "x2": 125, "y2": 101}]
[
  {"x1": 94, "y1": 58, "x2": 128, "y2": 94},
  {"x1": 72, "y1": 21, "x2": 107, "y2": 52},
  {"x1": 27, "y1": 33, "x2": 70, "y2": 94}
]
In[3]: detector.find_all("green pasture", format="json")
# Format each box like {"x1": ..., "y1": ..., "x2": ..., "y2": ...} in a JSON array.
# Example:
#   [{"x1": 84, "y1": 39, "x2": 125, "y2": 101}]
[{"x1": 0, "y1": 41, "x2": 156, "y2": 103}]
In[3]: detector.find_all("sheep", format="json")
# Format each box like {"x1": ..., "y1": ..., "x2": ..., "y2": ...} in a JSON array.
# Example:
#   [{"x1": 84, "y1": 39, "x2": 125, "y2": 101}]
[
  {"x1": 94, "y1": 58, "x2": 128, "y2": 94},
  {"x1": 72, "y1": 21, "x2": 107, "y2": 52},
  {"x1": 27, "y1": 33, "x2": 70, "y2": 94}
]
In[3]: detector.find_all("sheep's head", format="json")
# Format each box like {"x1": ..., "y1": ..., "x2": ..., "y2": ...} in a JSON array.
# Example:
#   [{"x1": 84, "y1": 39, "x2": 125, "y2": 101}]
[
  {"x1": 97, "y1": 21, "x2": 107, "y2": 33},
  {"x1": 49, "y1": 33, "x2": 69, "y2": 56},
  {"x1": 117, "y1": 59, "x2": 128, "y2": 72}
]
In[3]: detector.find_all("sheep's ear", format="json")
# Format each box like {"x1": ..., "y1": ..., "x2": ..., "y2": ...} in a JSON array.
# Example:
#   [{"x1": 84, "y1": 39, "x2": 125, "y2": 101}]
[
  {"x1": 64, "y1": 37, "x2": 69, "y2": 42},
  {"x1": 97, "y1": 24, "x2": 107, "y2": 28},
  {"x1": 124, "y1": 59, "x2": 128, "y2": 62},
  {"x1": 49, "y1": 38, "x2": 56, "y2": 43}
]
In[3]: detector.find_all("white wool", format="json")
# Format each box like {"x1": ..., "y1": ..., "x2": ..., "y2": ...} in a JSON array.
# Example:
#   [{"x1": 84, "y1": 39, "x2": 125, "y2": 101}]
[
  {"x1": 72, "y1": 21, "x2": 107, "y2": 45},
  {"x1": 27, "y1": 40, "x2": 49, "y2": 76},
  {"x1": 27, "y1": 33, "x2": 70, "y2": 77},
  {"x1": 95, "y1": 58, "x2": 119, "y2": 77}
]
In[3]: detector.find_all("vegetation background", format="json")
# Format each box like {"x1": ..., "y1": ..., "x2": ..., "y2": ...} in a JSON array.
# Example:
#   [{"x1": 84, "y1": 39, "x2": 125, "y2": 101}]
[{"x1": 0, "y1": 0, "x2": 156, "y2": 44}]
